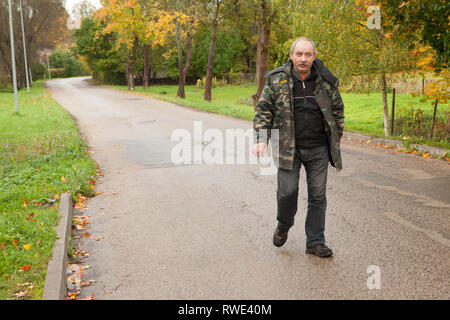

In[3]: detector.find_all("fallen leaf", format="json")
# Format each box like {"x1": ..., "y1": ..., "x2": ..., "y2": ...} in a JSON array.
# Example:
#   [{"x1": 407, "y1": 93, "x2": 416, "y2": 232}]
[
  {"x1": 77, "y1": 194, "x2": 88, "y2": 201},
  {"x1": 65, "y1": 291, "x2": 79, "y2": 300},
  {"x1": 78, "y1": 292, "x2": 95, "y2": 300},
  {"x1": 18, "y1": 265, "x2": 31, "y2": 272},
  {"x1": 16, "y1": 282, "x2": 31, "y2": 287},
  {"x1": 81, "y1": 280, "x2": 93, "y2": 287},
  {"x1": 14, "y1": 290, "x2": 28, "y2": 298}
]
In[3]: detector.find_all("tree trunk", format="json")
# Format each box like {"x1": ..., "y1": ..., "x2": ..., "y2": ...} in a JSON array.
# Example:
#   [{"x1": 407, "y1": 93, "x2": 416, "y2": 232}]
[
  {"x1": 182, "y1": 30, "x2": 192, "y2": 85},
  {"x1": 143, "y1": 44, "x2": 150, "y2": 89},
  {"x1": 248, "y1": 23, "x2": 257, "y2": 82},
  {"x1": 127, "y1": 54, "x2": 132, "y2": 90},
  {"x1": 127, "y1": 53, "x2": 135, "y2": 91},
  {"x1": 204, "y1": 20, "x2": 218, "y2": 102},
  {"x1": 252, "y1": 0, "x2": 275, "y2": 107},
  {"x1": 380, "y1": 71, "x2": 390, "y2": 136},
  {"x1": 17, "y1": 47, "x2": 26, "y2": 89},
  {"x1": 175, "y1": 5, "x2": 185, "y2": 99},
  {"x1": 128, "y1": 35, "x2": 138, "y2": 91}
]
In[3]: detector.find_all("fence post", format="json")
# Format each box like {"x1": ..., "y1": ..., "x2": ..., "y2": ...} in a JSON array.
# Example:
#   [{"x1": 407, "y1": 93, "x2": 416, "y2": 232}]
[
  {"x1": 390, "y1": 88, "x2": 396, "y2": 136},
  {"x1": 430, "y1": 99, "x2": 438, "y2": 139},
  {"x1": 422, "y1": 77, "x2": 425, "y2": 95}
]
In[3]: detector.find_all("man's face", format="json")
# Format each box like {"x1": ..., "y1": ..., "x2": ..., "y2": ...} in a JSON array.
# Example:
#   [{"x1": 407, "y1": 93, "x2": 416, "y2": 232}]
[{"x1": 290, "y1": 40, "x2": 316, "y2": 75}]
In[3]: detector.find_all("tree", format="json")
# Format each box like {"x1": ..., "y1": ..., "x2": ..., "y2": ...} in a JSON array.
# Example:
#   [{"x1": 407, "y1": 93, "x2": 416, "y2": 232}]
[
  {"x1": 381, "y1": 0, "x2": 449, "y2": 72},
  {"x1": 96, "y1": 0, "x2": 148, "y2": 91},
  {"x1": 203, "y1": 0, "x2": 222, "y2": 101},
  {"x1": 202, "y1": 0, "x2": 239, "y2": 101},
  {"x1": 74, "y1": 16, "x2": 126, "y2": 84},
  {"x1": 49, "y1": 49, "x2": 84, "y2": 77},
  {"x1": 144, "y1": 0, "x2": 197, "y2": 95},
  {"x1": 252, "y1": 0, "x2": 278, "y2": 106},
  {"x1": 0, "y1": 0, "x2": 69, "y2": 89},
  {"x1": 181, "y1": 21, "x2": 245, "y2": 80}
]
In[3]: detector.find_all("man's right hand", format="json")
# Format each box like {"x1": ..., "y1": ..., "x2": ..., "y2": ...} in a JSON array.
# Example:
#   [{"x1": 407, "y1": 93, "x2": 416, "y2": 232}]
[{"x1": 253, "y1": 143, "x2": 268, "y2": 158}]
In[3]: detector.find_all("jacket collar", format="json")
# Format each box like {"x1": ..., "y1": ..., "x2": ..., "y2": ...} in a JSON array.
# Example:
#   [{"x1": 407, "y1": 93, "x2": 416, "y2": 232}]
[{"x1": 281, "y1": 58, "x2": 338, "y2": 87}]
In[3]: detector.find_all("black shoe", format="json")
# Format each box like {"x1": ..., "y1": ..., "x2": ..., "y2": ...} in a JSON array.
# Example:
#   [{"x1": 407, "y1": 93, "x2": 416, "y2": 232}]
[
  {"x1": 306, "y1": 243, "x2": 333, "y2": 258},
  {"x1": 273, "y1": 227, "x2": 289, "y2": 247}
]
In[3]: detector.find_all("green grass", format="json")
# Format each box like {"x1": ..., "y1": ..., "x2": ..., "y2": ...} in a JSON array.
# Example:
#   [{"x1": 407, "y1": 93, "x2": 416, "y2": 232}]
[
  {"x1": 341, "y1": 93, "x2": 449, "y2": 149},
  {"x1": 104, "y1": 82, "x2": 449, "y2": 149},
  {"x1": 0, "y1": 81, "x2": 97, "y2": 300},
  {"x1": 106, "y1": 83, "x2": 257, "y2": 121}
]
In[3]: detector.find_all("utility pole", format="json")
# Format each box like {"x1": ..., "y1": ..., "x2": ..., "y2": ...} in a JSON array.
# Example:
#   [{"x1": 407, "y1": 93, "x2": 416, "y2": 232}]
[
  {"x1": 8, "y1": 0, "x2": 19, "y2": 112},
  {"x1": 19, "y1": 0, "x2": 30, "y2": 92}
]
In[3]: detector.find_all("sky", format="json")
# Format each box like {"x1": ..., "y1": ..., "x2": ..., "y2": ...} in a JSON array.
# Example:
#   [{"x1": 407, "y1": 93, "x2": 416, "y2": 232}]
[{"x1": 64, "y1": 0, "x2": 101, "y2": 17}]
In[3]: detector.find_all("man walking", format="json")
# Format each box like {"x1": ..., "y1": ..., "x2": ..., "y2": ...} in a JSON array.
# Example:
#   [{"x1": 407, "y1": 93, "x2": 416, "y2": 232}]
[{"x1": 253, "y1": 37, "x2": 345, "y2": 258}]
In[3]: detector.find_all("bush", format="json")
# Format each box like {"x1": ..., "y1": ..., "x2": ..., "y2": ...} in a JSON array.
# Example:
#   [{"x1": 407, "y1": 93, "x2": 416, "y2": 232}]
[
  {"x1": 30, "y1": 63, "x2": 48, "y2": 81},
  {"x1": 195, "y1": 76, "x2": 228, "y2": 89},
  {"x1": 49, "y1": 50, "x2": 86, "y2": 78},
  {"x1": 394, "y1": 107, "x2": 449, "y2": 143},
  {"x1": 0, "y1": 74, "x2": 11, "y2": 92}
]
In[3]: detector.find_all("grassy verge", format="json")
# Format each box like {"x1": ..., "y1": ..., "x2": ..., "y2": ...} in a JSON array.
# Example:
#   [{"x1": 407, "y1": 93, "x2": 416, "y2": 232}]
[
  {"x1": 0, "y1": 81, "x2": 97, "y2": 300},
  {"x1": 103, "y1": 82, "x2": 449, "y2": 150},
  {"x1": 104, "y1": 83, "x2": 257, "y2": 121}
]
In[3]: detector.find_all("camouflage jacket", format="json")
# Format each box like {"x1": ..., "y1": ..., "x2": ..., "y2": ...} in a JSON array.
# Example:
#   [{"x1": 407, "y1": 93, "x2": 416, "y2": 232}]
[{"x1": 254, "y1": 58, "x2": 345, "y2": 171}]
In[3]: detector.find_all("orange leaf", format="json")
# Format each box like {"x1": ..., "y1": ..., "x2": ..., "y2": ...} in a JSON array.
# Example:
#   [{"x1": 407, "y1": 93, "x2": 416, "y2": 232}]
[{"x1": 19, "y1": 265, "x2": 31, "y2": 272}]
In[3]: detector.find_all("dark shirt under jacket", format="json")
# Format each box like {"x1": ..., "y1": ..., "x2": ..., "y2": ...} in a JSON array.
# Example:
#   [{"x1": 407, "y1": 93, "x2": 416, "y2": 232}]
[{"x1": 292, "y1": 66, "x2": 328, "y2": 149}]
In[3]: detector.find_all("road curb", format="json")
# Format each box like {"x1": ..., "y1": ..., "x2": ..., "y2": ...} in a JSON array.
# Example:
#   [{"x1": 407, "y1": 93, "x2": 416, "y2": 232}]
[
  {"x1": 343, "y1": 132, "x2": 449, "y2": 157},
  {"x1": 42, "y1": 193, "x2": 73, "y2": 300}
]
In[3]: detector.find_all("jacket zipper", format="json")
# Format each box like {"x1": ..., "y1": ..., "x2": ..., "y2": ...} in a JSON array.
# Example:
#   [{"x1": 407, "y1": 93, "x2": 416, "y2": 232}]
[
  {"x1": 302, "y1": 81, "x2": 306, "y2": 105},
  {"x1": 286, "y1": 76, "x2": 295, "y2": 138}
]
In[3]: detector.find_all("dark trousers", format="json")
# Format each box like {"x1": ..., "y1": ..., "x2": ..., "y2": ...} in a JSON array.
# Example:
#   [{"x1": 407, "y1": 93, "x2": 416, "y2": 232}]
[{"x1": 277, "y1": 145, "x2": 329, "y2": 247}]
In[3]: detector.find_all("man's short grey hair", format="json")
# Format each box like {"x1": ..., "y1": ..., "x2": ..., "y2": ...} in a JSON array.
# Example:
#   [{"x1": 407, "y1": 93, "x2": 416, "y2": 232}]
[{"x1": 290, "y1": 37, "x2": 317, "y2": 54}]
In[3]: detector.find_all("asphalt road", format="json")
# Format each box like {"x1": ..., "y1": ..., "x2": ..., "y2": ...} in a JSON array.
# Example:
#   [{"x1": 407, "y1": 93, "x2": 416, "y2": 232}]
[{"x1": 46, "y1": 77, "x2": 449, "y2": 300}]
